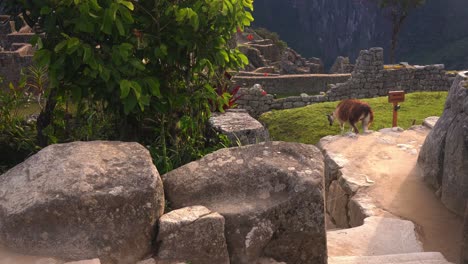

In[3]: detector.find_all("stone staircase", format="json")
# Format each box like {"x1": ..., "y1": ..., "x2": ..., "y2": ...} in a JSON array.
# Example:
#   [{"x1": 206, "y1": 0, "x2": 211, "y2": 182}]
[
  {"x1": 329, "y1": 252, "x2": 453, "y2": 264},
  {"x1": 321, "y1": 127, "x2": 461, "y2": 264},
  {"x1": 326, "y1": 216, "x2": 455, "y2": 264}
]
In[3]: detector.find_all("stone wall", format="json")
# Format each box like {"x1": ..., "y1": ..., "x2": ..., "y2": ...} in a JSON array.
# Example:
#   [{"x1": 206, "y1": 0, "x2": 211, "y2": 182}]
[
  {"x1": 326, "y1": 47, "x2": 451, "y2": 101},
  {"x1": 236, "y1": 47, "x2": 453, "y2": 117},
  {"x1": 233, "y1": 73, "x2": 351, "y2": 95},
  {"x1": 236, "y1": 85, "x2": 327, "y2": 118},
  {"x1": 0, "y1": 45, "x2": 33, "y2": 87},
  {"x1": 0, "y1": 17, "x2": 34, "y2": 88}
]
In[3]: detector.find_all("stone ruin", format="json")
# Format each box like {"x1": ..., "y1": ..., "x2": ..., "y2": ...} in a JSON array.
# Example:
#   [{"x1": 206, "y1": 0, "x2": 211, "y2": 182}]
[
  {"x1": 0, "y1": 15, "x2": 34, "y2": 88},
  {"x1": 234, "y1": 47, "x2": 452, "y2": 118},
  {"x1": 236, "y1": 29, "x2": 325, "y2": 75},
  {"x1": 329, "y1": 56, "x2": 354, "y2": 74},
  {"x1": 326, "y1": 47, "x2": 451, "y2": 101},
  {"x1": 0, "y1": 140, "x2": 326, "y2": 264}
]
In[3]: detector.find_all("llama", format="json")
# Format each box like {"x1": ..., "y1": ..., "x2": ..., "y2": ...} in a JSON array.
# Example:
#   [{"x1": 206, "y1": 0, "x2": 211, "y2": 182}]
[{"x1": 326, "y1": 99, "x2": 374, "y2": 134}]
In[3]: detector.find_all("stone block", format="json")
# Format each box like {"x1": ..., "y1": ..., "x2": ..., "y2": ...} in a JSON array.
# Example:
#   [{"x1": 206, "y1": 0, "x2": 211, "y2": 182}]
[
  {"x1": 0, "y1": 142, "x2": 165, "y2": 263},
  {"x1": 155, "y1": 206, "x2": 229, "y2": 264},
  {"x1": 162, "y1": 142, "x2": 326, "y2": 264}
]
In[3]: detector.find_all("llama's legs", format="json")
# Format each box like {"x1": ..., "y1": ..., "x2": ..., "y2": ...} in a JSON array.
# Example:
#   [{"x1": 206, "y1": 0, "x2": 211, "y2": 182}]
[
  {"x1": 362, "y1": 115, "x2": 370, "y2": 132},
  {"x1": 350, "y1": 123, "x2": 360, "y2": 134},
  {"x1": 339, "y1": 122, "x2": 345, "y2": 134}
]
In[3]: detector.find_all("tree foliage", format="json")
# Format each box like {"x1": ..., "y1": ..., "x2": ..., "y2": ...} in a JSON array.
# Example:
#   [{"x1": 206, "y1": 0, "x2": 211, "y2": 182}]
[
  {"x1": 6, "y1": 0, "x2": 253, "y2": 172},
  {"x1": 374, "y1": 0, "x2": 426, "y2": 63}
]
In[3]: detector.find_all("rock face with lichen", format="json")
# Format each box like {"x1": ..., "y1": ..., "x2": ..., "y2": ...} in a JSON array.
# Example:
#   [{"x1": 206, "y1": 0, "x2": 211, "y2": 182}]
[
  {"x1": 0, "y1": 141, "x2": 165, "y2": 264},
  {"x1": 418, "y1": 71, "x2": 468, "y2": 216},
  {"x1": 162, "y1": 141, "x2": 326, "y2": 264}
]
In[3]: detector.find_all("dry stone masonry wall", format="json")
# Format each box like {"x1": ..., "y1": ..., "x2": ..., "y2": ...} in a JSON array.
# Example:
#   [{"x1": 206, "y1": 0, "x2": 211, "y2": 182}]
[
  {"x1": 235, "y1": 47, "x2": 452, "y2": 117},
  {"x1": 0, "y1": 17, "x2": 34, "y2": 87},
  {"x1": 326, "y1": 47, "x2": 451, "y2": 101},
  {"x1": 233, "y1": 73, "x2": 350, "y2": 95}
]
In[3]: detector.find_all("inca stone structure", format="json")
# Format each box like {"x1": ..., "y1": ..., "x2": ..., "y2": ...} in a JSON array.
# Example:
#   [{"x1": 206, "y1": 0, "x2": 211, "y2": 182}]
[
  {"x1": 235, "y1": 47, "x2": 452, "y2": 117},
  {"x1": 0, "y1": 15, "x2": 34, "y2": 88},
  {"x1": 326, "y1": 47, "x2": 451, "y2": 101},
  {"x1": 418, "y1": 71, "x2": 468, "y2": 216},
  {"x1": 162, "y1": 142, "x2": 327, "y2": 264}
]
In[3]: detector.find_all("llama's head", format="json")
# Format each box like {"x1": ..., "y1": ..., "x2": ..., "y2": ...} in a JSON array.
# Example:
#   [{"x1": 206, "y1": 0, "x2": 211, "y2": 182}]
[{"x1": 326, "y1": 113, "x2": 334, "y2": 126}]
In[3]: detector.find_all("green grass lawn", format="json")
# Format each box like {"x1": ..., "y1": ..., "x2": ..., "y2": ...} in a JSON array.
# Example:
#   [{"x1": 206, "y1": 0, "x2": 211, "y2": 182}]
[
  {"x1": 259, "y1": 91, "x2": 448, "y2": 145},
  {"x1": 14, "y1": 102, "x2": 42, "y2": 117}
]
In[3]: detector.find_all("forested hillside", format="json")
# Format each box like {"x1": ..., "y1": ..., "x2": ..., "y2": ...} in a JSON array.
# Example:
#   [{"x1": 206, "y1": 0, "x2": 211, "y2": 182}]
[{"x1": 252, "y1": 0, "x2": 468, "y2": 70}]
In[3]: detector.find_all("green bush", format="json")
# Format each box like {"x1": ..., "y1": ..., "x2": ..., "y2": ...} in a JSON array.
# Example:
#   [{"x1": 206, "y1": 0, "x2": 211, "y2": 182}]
[
  {"x1": 6, "y1": 0, "x2": 253, "y2": 173},
  {"x1": 0, "y1": 79, "x2": 40, "y2": 173}
]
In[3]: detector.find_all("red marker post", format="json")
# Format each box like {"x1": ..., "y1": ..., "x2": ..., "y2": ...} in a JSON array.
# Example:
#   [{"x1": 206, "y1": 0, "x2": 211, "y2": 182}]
[{"x1": 388, "y1": 91, "x2": 405, "y2": 127}]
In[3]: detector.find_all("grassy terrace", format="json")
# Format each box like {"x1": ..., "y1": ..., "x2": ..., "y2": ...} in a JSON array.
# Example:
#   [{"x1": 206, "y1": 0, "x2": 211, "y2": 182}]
[{"x1": 259, "y1": 92, "x2": 448, "y2": 145}]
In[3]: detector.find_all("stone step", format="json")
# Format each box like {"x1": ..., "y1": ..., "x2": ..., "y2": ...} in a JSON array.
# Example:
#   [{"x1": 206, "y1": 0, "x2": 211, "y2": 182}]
[
  {"x1": 328, "y1": 252, "x2": 453, "y2": 264},
  {"x1": 327, "y1": 217, "x2": 423, "y2": 257}
]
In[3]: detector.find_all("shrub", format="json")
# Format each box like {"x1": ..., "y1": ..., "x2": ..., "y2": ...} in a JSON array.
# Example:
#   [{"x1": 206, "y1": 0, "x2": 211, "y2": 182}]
[
  {"x1": 0, "y1": 78, "x2": 40, "y2": 173},
  {"x1": 7, "y1": 0, "x2": 253, "y2": 173}
]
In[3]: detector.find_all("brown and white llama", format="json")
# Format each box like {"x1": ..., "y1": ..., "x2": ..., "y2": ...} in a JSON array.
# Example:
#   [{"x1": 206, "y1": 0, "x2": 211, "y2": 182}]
[{"x1": 326, "y1": 99, "x2": 374, "y2": 134}]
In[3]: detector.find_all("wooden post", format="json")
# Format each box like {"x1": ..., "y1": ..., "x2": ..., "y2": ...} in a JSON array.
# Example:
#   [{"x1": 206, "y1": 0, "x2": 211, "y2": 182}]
[
  {"x1": 388, "y1": 91, "x2": 405, "y2": 128},
  {"x1": 392, "y1": 102, "x2": 398, "y2": 127}
]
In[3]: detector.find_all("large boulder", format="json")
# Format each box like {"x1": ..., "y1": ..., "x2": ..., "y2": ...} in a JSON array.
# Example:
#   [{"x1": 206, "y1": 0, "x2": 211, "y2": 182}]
[
  {"x1": 155, "y1": 206, "x2": 229, "y2": 264},
  {"x1": 418, "y1": 71, "x2": 468, "y2": 216},
  {"x1": 162, "y1": 141, "x2": 326, "y2": 264},
  {"x1": 0, "y1": 141, "x2": 165, "y2": 264}
]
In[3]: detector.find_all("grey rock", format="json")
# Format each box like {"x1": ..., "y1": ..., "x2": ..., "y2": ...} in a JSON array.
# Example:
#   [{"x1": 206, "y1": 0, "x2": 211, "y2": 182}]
[
  {"x1": 327, "y1": 217, "x2": 423, "y2": 257},
  {"x1": 155, "y1": 206, "x2": 229, "y2": 264},
  {"x1": 209, "y1": 109, "x2": 269, "y2": 146},
  {"x1": 326, "y1": 181, "x2": 349, "y2": 228},
  {"x1": 0, "y1": 141, "x2": 165, "y2": 264},
  {"x1": 162, "y1": 142, "x2": 326, "y2": 264},
  {"x1": 418, "y1": 73, "x2": 468, "y2": 216}
]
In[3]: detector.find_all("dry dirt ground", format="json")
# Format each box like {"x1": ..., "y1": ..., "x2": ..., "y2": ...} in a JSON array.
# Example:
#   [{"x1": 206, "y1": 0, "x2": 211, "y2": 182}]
[{"x1": 323, "y1": 127, "x2": 463, "y2": 263}]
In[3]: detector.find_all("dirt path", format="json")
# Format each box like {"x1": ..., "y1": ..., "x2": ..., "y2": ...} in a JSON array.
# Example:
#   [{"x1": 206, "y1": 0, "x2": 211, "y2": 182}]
[
  {"x1": 369, "y1": 165, "x2": 463, "y2": 263},
  {"x1": 323, "y1": 128, "x2": 463, "y2": 263}
]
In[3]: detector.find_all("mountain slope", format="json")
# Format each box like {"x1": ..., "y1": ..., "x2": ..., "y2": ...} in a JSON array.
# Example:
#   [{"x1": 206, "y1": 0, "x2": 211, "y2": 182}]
[{"x1": 252, "y1": 0, "x2": 468, "y2": 70}]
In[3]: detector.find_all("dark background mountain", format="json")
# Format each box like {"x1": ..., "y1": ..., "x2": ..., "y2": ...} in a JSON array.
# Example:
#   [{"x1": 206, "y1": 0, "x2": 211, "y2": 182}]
[{"x1": 252, "y1": 0, "x2": 468, "y2": 70}]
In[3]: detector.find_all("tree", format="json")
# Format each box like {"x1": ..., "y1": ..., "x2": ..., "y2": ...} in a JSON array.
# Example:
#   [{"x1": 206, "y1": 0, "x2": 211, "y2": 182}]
[
  {"x1": 375, "y1": 0, "x2": 425, "y2": 63},
  {"x1": 6, "y1": 0, "x2": 253, "y2": 171}
]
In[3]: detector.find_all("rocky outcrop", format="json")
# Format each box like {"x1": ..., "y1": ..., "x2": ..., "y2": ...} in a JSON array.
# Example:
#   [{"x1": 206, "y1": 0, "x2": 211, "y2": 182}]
[
  {"x1": 252, "y1": 0, "x2": 390, "y2": 67},
  {"x1": 162, "y1": 141, "x2": 326, "y2": 264},
  {"x1": 0, "y1": 141, "x2": 165, "y2": 264},
  {"x1": 209, "y1": 109, "x2": 270, "y2": 146},
  {"x1": 155, "y1": 206, "x2": 229, "y2": 264},
  {"x1": 252, "y1": 0, "x2": 468, "y2": 70},
  {"x1": 418, "y1": 71, "x2": 468, "y2": 216}
]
